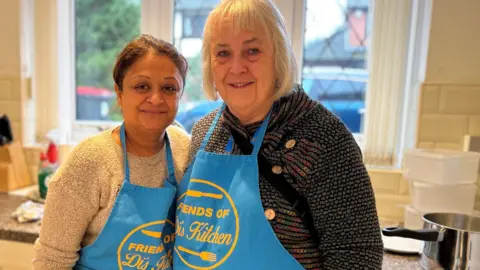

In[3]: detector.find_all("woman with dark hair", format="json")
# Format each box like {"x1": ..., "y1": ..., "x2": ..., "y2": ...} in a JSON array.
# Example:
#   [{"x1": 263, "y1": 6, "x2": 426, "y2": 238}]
[{"x1": 34, "y1": 34, "x2": 190, "y2": 270}]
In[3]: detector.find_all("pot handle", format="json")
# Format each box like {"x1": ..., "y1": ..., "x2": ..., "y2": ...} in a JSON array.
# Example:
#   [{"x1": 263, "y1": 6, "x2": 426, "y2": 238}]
[{"x1": 382, "y1": 227, "x2": 444, "y2": 242}]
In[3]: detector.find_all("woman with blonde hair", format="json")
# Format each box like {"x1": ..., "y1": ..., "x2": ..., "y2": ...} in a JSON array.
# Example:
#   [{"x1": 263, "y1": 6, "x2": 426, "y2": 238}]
[{"x1": 173, "y1": 0, "x2": 383, "y2": 269}]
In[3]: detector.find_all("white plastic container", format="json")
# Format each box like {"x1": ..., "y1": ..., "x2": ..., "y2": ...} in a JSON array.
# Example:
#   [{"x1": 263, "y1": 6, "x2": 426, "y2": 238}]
[
  {"x1": 403, "y1": 149, "x2": 480, "y2": 185},
  {"x1": 404, "y1": 205, "x2": 425, "y2": 230},
  {"x1": 409, "y1": 180, "x2": 477, "y2": 214}
]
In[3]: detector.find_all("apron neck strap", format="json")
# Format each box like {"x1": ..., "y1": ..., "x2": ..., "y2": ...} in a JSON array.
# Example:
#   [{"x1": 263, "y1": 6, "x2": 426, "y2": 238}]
[
  {"x1": 251, "y1": 109, "x2": 271, "y2": 155},
  {"x1": 120, "y1": 123, "x2": 131, "y2": 182},
  {"x1": 199, "y1": 103, "x2": 225, "y2": 151},
  {"x1": 163, "y1": 132, "x2": 177, "y2": 187},
  {"x1": 120, "y1": 123, "x2": 177, "y2": 186},
  {"x1": 200, "y1": 103, "x2": 272, "y2": 156}
]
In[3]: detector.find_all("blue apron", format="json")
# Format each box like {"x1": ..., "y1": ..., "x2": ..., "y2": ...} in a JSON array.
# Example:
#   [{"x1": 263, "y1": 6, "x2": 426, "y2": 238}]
[
  {"x1": 173, "y1": 104, "x2": 304, "y2": 269},
  {"x1": 75, "y1": 123, "x2": 177, "y2": 270}
]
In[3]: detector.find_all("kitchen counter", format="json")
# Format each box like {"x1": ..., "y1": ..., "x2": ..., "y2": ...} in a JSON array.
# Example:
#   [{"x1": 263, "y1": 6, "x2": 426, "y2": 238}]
[
  {"x1": 0, "y1": 193, "x2": 422, "y2": 268},
  {"x1": 383, "y1": 253, "x2": 423, "y2": 269},
  {"x1": 0, "y1": 193, "x2": 40, "y2": 244}
]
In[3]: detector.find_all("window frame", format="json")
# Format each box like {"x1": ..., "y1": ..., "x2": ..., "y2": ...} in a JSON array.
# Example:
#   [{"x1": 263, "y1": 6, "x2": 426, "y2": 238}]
[
  {"x1": 394, "y1": 0, "x2": 433, "y2": 168},
  {"x1": 54, "y1": 0, "x2": 432, "y2": 168}
]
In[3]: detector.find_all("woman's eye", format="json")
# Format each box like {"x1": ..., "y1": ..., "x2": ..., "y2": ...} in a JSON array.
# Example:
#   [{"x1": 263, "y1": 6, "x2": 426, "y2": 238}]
[
  {"x1": 163, "y1": 85, "x2": 177, "y2": 92},
  {"x1": 217, "y1": 51, "x2": 229, "y2": 57},
  {"x1": 247, "y1": 48, "x2": 260, "y2": 55},
  {"x1": 134, "y1": 84, "x2": 149, "y2": 91}
]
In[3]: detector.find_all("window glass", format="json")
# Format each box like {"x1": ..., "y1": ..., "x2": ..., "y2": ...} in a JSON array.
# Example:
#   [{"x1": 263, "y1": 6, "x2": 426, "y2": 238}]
[
  {"x1": 302, "y1": 0, "x2": 371, "y2": 133},
  {"x1": 75, "y1": 0, "x2": 141, "y2": 121},
  {"x1": 173, "y1": 0, "x2": 222, "y2": 133}
]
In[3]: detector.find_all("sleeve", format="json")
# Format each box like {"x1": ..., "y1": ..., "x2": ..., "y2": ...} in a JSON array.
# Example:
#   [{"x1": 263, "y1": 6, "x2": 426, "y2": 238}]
[
  {"x1": 306, "y1": 125, "x2": 384, "y2": 269},
  {"x1": 33, "y1": 142, "x2": 107, "y2": 270}
]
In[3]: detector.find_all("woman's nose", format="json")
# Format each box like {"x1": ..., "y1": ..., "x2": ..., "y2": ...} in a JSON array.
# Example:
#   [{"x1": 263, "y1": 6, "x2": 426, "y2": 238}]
[
  {"x1": 229, "y1": 55, "x2": 247, "y2": 75},
  {"x1": 147, "y1": 89, "x2": 164, "y2": 104}
]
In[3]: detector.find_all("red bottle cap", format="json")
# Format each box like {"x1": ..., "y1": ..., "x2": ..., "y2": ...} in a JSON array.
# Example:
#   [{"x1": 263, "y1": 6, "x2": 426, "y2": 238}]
[{"x1": 46, "y1": 142, "x2": 58, "y2": 164}]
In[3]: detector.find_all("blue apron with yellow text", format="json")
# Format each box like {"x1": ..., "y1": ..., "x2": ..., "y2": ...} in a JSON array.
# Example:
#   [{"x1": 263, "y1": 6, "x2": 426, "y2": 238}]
[
  {"x1": 74, "y1": 123, "x2": 176, "y2": 270},
  {"x1": 173, "y1": 104, "x2": 304, "y2": 269}
]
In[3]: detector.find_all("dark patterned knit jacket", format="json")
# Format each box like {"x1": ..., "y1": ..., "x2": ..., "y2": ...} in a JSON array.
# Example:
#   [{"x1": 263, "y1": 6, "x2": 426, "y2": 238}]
[{"x1": 187, "y1": 85, "x2": 384, "y2": 269}]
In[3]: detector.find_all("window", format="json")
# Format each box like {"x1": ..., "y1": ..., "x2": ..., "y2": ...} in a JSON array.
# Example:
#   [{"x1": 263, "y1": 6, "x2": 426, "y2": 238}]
[
  {"x1": 182, "y1": 13, "x2": 209, "y2": 38},
  {"x1": 173, "y1": 0, "x2": 222, "y2": 133},
  {"x1": 74, "y1": 0, "x2": 141, "y2": 122},
  {"x1": 302, "y1": 0, "x2": 371, "y2": 134},
  {"x1": 53, "y1": 0, "x2": 430, "y2": 167}
]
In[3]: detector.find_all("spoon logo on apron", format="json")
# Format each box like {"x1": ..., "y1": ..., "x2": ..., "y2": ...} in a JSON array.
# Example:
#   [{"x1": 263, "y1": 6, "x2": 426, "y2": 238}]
[
  {"x1": 175, "y1": 179, "x2": 239, "y2": 269},
  {"x1": 117, "y1": 220, "x2": 175, "y2": 269}
]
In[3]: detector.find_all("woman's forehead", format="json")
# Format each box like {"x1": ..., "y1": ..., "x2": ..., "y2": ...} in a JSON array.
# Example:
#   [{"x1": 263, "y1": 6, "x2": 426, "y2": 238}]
[{"x1": 125, "y1": 55, "x2": 182, "y2": 81}]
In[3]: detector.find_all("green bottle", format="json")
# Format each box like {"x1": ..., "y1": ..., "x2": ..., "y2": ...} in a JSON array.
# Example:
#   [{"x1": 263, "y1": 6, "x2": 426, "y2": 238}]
[
  {"x1": 38, "y1": 142, "x2": 59, "y2": 199},
  {"x1": 38, "y1": 153, "x2": 52, "y2": 199}
]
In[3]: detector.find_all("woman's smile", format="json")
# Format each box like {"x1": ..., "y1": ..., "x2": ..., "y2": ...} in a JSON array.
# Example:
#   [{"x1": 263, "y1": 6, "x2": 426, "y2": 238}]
[{"x1": 227, "y1": 81, "x2": 255, "y2": 88}]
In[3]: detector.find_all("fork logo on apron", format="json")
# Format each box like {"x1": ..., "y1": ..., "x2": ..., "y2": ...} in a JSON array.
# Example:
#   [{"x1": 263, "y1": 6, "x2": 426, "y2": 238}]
[{"x1": 175, "y1": 179, "x2": 239, "y2": 268}]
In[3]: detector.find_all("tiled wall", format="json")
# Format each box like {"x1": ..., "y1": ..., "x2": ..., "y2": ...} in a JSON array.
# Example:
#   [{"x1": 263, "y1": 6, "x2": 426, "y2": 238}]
[
  {"x1": 418, "y1": 84, "x2": 480, "y2": 150},
  {"x1": 370, "y1": 82, "x2": 480, "y2": 221},
  {"x1": 0, "y1": 1, "x2": 23, "y2": 143},
  {"x1": 418, "y1": 0, "x2": 480, "y2": 211},
  {"x1": 369, "y1": 170, "x2": 409, "y2": 222},
  {"x1": 0, "y1": 76, "x2": 22, "y2": 142},
  {"x1": 0, "y1": 2, "x2": 20, "y2": 76},
  {"x1": 34, "y1": 0, "x2": 59, "y2": 139},
  {"x1": 424, "y1": 0, "x2": 480, "y2": 85},
  {"x1": 22, "y1": 146, "x2": 42, "y2": 185},
  {"x1": 1, "y1": 1, "x2": 38, "y2": 188},
  {"x1": 417, "y1": 83, "x2": 480, "y2": 210},
  {"x1": 370, "y1": 0, "x2": 480, "y2": 221}
]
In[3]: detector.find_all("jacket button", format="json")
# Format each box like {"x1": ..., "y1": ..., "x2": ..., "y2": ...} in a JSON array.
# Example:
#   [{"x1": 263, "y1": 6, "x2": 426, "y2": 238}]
[
  {"x1": 285, "y1": 139, "x2": 296, "y2": 149},
  {"x1": 265, "y1": 208, "x2": 276, "y2": 220},
  {"x1": 272, "y1": 165, "x2": 283, "y2": 174}
]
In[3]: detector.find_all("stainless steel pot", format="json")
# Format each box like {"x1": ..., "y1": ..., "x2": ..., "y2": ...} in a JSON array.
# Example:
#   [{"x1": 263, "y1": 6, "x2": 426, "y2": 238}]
[{"x1": 382, "y1": 213, "x2": 480, "y2": 270}]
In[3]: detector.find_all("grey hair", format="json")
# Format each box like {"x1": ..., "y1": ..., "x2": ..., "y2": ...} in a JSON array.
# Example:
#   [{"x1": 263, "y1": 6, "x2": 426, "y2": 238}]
[{"x1": 201, "y1": 0, "x2": 298, "y2": 100}]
